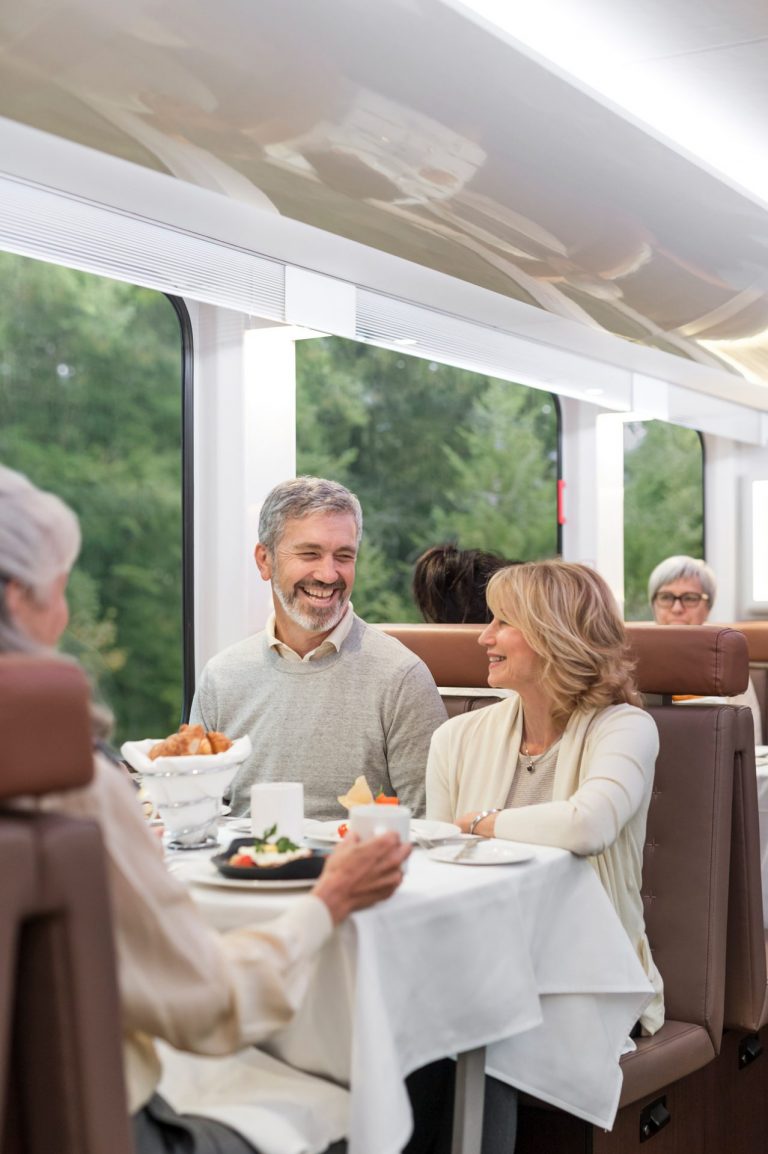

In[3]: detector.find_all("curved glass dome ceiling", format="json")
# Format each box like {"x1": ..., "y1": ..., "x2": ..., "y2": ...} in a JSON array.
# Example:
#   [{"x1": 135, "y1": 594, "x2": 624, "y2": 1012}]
[{"x1": 1, "y1": 0, "x2": 768, "y2": 390}]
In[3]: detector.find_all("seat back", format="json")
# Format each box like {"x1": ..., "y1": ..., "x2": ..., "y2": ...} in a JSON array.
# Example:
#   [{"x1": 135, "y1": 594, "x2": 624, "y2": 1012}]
[
  {"x1": 378, "y1": 623, "x2": 502, "y2": 717},
  {"x1": 721, "y1": 707, "x2": 767, "y2": 1030},
  {"x1": 634, "y1": 625, "x2": 768, "y2": 1035},
  {"x1": 0, "y1": 655, "x2": 134, "y2": 1154},
  {"x1": 379, "y1": 621, "x2": 750, "y2": 707},
  {"x1": 642, "y1": 701, "x2": 734, "y2": 1044}
]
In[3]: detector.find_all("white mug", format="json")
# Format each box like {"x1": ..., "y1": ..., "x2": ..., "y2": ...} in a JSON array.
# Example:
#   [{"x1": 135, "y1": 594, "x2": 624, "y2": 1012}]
[
  {"x1": 349, "y1": 804, "x2": 411, "y2": 849},
  {"x1": 250, "y1": 782, "x2": 304, "y2": 843}
]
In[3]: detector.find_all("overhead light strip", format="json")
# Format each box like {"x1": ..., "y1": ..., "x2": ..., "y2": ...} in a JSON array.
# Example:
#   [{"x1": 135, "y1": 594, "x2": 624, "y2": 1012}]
[
  {"x1": 356, "y1": 289, "x2": 632, "y2": 408},
  {"x1": 0, "y1": 174, "x2": 285, "y2": 317}
]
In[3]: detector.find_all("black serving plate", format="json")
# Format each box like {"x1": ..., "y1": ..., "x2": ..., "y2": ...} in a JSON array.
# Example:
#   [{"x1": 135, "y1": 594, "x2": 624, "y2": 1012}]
[{"x1": 213, "y1": 837, "x2": 329, "y2": 881}]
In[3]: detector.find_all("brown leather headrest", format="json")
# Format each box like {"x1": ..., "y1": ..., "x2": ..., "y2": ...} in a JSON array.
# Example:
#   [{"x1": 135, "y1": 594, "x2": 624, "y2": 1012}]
[
  {"x1": 625, "y1": 623, "x2": 748, "y2": 696},
  {"x1": 728, "y1": 622, "x2": 768, "y2": 663},
  {"x1": 379, "y1": 625, "x2": 489, "y2": 687},
  {"x1": 0, "y1": 655, "x2": 94, "y2": 799},
  {"x1": 378, "y1": 622, "x2": 750, "y2": 696}
]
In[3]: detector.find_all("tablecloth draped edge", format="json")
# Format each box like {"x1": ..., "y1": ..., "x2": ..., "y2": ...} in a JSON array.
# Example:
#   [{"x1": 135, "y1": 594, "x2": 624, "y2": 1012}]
[{"x1": 483, "y1": 1062, "x2": 622, "y2": 1131}]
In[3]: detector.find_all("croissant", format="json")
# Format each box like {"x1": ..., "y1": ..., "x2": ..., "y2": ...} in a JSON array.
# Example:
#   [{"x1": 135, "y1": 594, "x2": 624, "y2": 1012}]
[
  {"x1": 148, "y1": 724, "x2": 232, "y2": 760},
  {"x1": 207, "y1": 731, "x2": 232, "y2": 754}
]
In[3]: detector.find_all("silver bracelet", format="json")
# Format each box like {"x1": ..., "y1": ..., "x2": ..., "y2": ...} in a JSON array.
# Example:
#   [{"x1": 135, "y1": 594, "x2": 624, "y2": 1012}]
[{"x1": 469, "y1": 808, "x2": 501, "y2": 836}]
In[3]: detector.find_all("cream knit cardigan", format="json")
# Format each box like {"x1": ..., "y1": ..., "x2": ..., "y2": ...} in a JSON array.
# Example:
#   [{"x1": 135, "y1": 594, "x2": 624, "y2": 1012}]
[{"x1": 426, "y1": 697, "x2": 664, "y2": 1033}]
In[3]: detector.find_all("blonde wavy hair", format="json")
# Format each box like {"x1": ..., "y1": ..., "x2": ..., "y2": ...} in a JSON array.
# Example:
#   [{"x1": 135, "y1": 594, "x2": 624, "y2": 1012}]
[{"x1": 486, "y1": 560, "x2": 641, "y2": 724}]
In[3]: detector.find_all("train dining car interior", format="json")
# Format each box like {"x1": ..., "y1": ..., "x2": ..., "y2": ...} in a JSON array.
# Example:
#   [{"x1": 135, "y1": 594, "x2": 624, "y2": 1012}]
[{"x1": 1, "y1": 1, "x2": 768, "y2": 1152}]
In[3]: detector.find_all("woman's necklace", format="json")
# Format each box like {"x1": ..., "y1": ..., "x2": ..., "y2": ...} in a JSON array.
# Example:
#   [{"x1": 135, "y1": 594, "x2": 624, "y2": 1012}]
[{"x1": 520, "y1": 738, "x2": 561, "y2": 774}]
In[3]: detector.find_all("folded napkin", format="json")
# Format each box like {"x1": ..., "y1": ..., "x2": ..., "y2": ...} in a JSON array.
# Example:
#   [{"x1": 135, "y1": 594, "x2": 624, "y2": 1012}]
[{"x1": 122, "y1": 735, "x2": 252, "y2": 775}]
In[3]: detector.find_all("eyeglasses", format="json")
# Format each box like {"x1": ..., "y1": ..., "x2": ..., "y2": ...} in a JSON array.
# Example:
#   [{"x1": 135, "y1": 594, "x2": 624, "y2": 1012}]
[{"x1": 653, "y1": 592, "x2": 710, "y2": 608}]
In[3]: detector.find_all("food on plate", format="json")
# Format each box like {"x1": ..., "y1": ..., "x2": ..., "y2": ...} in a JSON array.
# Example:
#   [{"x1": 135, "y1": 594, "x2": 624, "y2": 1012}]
[
  {"x1": 337, "y1": 822, "x2": 349, "y2": 838},
  {"x1": 148, "y1": 723, "x2": 233, "y2": 760},
  {"x1": 337, "y1": 776, "x2": 400, "y2": 810},
  {"x1": 226, "y1": 823, "x2": 312, "y2": 869},
  {"x1": 337, "y1": 774, "x2": 374, "y2": 809}
]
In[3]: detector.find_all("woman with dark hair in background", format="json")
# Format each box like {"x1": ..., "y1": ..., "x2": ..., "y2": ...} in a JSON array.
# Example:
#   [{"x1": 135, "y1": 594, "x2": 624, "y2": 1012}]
[{"x1": 413, "y1": 544, "x2": 515, "y2": 624}]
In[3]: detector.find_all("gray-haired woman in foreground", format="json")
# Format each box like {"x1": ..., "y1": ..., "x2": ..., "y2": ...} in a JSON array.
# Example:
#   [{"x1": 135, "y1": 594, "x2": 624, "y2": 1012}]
[{"x1": 0, "y1": 464, "x2": 409, "y2": 1154}]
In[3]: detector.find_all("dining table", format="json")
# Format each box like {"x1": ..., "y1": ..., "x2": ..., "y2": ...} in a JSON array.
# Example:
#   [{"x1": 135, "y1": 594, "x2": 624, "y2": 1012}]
[{"x1": 164, "y1": 821, "x2": 653, "y2": 1154}]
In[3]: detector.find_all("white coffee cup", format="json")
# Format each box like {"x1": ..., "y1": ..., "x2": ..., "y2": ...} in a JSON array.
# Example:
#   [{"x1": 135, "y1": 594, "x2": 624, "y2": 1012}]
[
  {"x1": 250, "y1": 782, "x2": 304, "y2": 843},
  {"x1": 349, "y1": 804, "x2": 411, "y2": 849}
]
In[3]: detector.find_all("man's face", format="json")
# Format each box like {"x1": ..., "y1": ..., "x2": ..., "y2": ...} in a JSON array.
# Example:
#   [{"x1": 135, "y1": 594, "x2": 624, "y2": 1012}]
[{"x1": 255, "y1": 511, "x2": 358, "y2": 636}]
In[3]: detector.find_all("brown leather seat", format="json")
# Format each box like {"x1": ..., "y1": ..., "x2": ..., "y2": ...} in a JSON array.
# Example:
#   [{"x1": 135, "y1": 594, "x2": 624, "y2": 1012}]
[
  {"x1": 0, "y1": 655, "x2": 134, "y2": 1154},
  {"x1": 618, "y1": 700, "x2": 735, "y2": 1104},
  {"x1": 721, "y1": 708, "x2": 767, "y2": 1033},
  {"x1": 378, "y1": 623, "x2": 503, "y2": 718}
]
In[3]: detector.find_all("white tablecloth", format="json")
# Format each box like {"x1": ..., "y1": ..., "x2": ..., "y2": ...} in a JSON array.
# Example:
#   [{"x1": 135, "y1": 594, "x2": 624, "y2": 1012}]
[{"x1": 168, "y1": 833, "x2": 652, "y2": 1154}]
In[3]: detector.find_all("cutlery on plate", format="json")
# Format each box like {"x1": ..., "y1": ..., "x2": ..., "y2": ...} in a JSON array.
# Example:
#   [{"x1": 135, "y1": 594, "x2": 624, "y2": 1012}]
[
  {"x1": 412, "y1": 833, "x2": 457, "y2": 849},
  {"x1": 451, "y1": 836, "x2": 483, "y2": 861}
]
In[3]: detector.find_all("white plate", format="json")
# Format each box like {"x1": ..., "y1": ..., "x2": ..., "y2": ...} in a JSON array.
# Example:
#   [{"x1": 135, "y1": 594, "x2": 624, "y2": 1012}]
[
  {"x1": 411, "y1": 819, "x2": 461, "y2": 843},
  {"x1": 302, "y1": 819, "x2": 343, "y2": 844},
  {"x1": 428, "y1": 842, "x2": 534, "y2": 867},
  {"x1": 185, "y1": 862, "x2": 316, "y2": 890},
  {"x1": 302, "y1": 818, "x2": 461, "y2": 845}
]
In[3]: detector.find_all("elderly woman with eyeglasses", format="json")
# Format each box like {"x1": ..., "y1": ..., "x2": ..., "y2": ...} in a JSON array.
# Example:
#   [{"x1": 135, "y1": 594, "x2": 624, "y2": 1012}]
[{"x1": 649, "y1": 555, "x2": 763, "y2": 741}]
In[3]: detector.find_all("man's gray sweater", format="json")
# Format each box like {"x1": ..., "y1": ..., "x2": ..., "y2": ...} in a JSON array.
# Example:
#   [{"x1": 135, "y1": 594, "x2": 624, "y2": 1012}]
[{"x1": 190, "y1": 615, "x2": 447, "y2": 819}]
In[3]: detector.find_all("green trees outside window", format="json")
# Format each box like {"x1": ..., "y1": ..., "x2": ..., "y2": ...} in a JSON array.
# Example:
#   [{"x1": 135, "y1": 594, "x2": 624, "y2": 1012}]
[
  {"x1": 0, "y1": 250, "x2": 702, "y2": 732},
  {"x1": 624, "y1": 421, "x2": 704, "y2": 620},
  {"x1": 0, "y1": 252, "x2": 183, "y2": 743},
  {"x1": 296, "y1": 337, "x2": 560, "y2": 621}
]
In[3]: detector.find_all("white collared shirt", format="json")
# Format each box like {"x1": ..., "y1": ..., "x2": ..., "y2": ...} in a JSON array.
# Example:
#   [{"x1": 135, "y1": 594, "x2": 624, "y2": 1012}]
[{"x1": 266, "y1": 603, "x2": 355, "y2": 662}]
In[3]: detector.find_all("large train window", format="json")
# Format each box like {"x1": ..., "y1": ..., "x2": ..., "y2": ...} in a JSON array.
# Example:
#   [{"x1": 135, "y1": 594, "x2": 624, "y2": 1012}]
[
  {"x1": 0, "y1": 252, "x2": 184, "y2": 743},
  {"x1": 296, "y1": 337, "x2": 560, "y2": 621},
  {"x1": 623, "y1": 420, "x2": 704, "y2": 619}
]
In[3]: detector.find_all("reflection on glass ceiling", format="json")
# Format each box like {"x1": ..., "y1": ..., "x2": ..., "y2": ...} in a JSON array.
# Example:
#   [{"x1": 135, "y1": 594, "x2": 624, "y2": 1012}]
[{"x1": 1, "y1": 0, "x2": 768, "y2": 389}]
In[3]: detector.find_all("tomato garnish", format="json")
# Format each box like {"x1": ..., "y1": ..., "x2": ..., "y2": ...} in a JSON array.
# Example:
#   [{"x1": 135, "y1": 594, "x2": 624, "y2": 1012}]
[
  {"x1": 375, "y1": 792, "x2": 399, "y2": 805},
  {"x1": 230, "y1": 853, "x2": 254, "y2": 867},
  {"x1": 337, "y1": 822, "x2": 349, "y2": 838}
]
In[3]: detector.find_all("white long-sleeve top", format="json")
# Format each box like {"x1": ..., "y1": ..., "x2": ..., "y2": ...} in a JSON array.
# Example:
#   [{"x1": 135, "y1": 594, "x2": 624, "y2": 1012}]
[{"x1": 426, "y1": 697, "x2": 664, "y2": 1033}]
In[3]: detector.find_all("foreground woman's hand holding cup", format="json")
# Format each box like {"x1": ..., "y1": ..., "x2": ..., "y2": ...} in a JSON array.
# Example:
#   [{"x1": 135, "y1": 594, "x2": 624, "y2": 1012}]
[{"x1": 312, "y1": 832, "x2": 411, "y2": 924}]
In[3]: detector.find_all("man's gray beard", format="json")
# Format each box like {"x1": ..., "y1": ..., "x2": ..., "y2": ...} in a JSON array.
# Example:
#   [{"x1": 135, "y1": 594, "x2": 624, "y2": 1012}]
[{"x1": 273, "y1": 581, "x2": 348, "y2": 634}]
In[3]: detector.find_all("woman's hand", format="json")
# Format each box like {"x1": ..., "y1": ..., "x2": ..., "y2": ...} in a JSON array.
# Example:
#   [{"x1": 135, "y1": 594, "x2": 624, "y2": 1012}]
[
  {"x1": 457, "y1": 811, "x2": 498, "y2": 838},
  {"x1": 312, "y1": 832, "x2": 411, "y2": 925}
]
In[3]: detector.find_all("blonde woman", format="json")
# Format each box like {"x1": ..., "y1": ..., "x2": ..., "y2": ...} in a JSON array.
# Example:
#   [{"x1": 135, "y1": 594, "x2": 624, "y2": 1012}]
[{"x1": 427, "y1": 560, "x2": 663, "y2": 1034}]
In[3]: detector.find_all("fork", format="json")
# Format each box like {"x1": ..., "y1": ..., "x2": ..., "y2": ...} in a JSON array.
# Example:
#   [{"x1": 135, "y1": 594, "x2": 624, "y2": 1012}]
[
  {"x1": 411, "y1": 832, "x2": 449, "y2": 850},
  {"x1": 451, "y1": 836, "x2": 483, "y2": 862}
]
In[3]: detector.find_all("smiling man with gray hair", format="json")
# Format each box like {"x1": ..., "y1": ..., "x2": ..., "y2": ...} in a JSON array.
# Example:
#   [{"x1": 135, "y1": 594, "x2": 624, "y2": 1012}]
[{"x1": 190, "y1": 476, "x2": 447, "y2": 819}]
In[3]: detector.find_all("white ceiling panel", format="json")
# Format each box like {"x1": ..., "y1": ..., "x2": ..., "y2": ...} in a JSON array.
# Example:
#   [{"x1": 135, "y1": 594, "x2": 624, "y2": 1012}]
[{"x1": 1, "y1": 0, "x2": 768, "y2": 402}]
